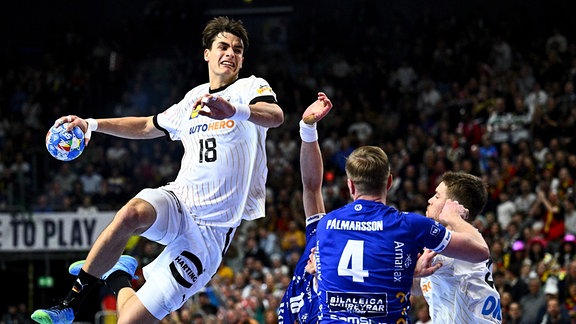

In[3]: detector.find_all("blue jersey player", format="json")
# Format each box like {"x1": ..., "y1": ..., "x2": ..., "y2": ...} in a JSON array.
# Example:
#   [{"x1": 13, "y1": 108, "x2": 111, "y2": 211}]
[
  {"x1": 277, "y1": 94, "x2": 441, "y2": 323},
  {"x1": 315, "y1": 146, "x2": 490, "y2": 323},
  {"x1": 277, "y1": 92, "x2": 332, "y2": 323}
]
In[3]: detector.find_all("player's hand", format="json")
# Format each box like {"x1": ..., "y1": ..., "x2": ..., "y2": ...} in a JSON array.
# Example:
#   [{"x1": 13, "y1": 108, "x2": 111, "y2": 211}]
[
  {"x1": 414, "y1": 249, "x2": 441, "y2": 277},
  {"x1": 302, "y1": 92, "x2": 333, "y2": 124},
  {"x1": 54, "y1": 114, "x2": 82, "y2": 130},
  {"x1": 53, "y1": 115, "x2": 95, "y2": 145},
  {"x1": 438, "y1": 199, "x2": 469, "y2": 226},
  {"x1": 195, "y1": 94, "x2": 236, "y2": 120}
]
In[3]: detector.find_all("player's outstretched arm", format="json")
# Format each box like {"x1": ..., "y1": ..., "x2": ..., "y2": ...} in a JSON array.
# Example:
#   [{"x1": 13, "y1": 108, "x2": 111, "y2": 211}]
[
  {"x1": 54, "y1": 115, "x2": 163, "y2": 145},
  {"x1": 301, "y1": 92, "x2": 333, "y2": 217}
]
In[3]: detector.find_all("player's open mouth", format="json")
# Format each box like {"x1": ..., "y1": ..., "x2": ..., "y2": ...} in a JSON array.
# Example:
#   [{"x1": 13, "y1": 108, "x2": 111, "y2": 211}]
[{"x1": 221, "y1": 61, "x2": 235, "y2": 68}]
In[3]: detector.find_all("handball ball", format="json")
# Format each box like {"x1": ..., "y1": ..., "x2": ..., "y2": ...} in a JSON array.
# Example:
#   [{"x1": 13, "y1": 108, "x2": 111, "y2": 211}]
[{"x1": 45, "y1": 123, "x2": 86, "y2": 161}]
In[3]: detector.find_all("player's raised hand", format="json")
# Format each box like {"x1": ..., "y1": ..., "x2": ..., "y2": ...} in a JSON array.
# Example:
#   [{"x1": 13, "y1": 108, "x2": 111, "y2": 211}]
[
  {"x1": 438, "y1": 199, "x2": 469, "y2": 226},
  {"x1": 302, "y1": 92, "x2": 333, "y2": 124},
  {"x1": 195, "y1": 94, "x2": 237, "y2": 120}
]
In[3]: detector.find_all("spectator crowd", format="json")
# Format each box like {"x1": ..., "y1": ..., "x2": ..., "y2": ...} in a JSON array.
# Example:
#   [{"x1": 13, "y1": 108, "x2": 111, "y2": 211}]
[{"x1": 1, "y1": 1, "x2": 576, "y2": 323}]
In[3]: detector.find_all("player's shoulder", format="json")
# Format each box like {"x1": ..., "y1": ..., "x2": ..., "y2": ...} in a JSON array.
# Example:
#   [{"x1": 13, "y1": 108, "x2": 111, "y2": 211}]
[
  {"x1": 240, "y1": 75, "x2": 266, "y2": 82},
  {"x1": 233, "y1": 75, "x2": 260, "y2": 85},
  {"x1": 234, "y1": 75, "x2": 273, "y2": 91},
  {"x1": 186, "y1": 82, "x2": 210, "y2": 97},
  {"x1": 401, "y1": 210, "x2": 435, "y2": 225}
]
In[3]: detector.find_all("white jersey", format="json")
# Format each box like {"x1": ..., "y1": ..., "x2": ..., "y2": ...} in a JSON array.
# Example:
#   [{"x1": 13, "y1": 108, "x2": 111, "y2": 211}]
[
  {"x1": 420, "y1": 255, "x2": 502, "y2": 323},
  {"x1": 155, "y1": 75, "x2": 276, "y2": 227}
]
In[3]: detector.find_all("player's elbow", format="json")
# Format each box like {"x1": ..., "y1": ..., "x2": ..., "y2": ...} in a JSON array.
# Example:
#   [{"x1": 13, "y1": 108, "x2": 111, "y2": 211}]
[
  {"x1": 464, "y1": 240, "x2": 490, "y2": 263},
  {"x1": 269, "y1": 108, "x2": 284, "y2": 128},
  {"x1": 469, "y1": 244, "x2": 490, "y2": 263},
  {"x1": 445, "y1": 235, "x2": 490, "y2": 263},
  {"x1": 251, "y1": 102, "x2": 284, "y2": 127}
]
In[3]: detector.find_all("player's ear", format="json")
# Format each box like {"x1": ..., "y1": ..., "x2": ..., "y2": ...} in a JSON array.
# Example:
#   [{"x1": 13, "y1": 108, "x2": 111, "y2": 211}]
[
  {"x1": 387, "y1": 174, "x2": 393, "y2": 190},
  {"x1": 238, "y1": 56, "x2": 244, "y2": 69},
  {"x1": 347, "y1": 178, "x2": 355, "y2": 197},
  {"x1": 204, "y1": 49, "x2": 210, "y2": 61}
]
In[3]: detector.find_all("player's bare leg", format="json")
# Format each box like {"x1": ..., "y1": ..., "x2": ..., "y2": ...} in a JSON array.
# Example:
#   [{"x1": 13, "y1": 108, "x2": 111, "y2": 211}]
[
  {"x1": 31, "y1": 199, "x2": 157, "y2": 324},
  {"x1": 115, "y1": 288, "x2": 158, "y2": 324}
]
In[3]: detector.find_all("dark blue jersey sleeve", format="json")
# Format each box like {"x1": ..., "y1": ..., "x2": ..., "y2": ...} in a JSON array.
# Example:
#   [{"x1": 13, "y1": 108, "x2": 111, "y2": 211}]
[{"x1": 278, "y1": 214, "x2": 323, "y2": 324}]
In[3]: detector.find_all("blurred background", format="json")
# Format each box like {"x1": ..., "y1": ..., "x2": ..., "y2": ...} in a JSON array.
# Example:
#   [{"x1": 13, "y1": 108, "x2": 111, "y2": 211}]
[{"x1": 1, "y1": 0, "x2": 575, "y2": 323}]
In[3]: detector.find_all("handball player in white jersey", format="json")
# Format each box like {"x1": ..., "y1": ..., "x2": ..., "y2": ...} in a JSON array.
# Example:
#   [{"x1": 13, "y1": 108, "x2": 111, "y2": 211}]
[
  {"x1": 32, "y1": 16, "x2": 283, "y2": 324},
  {"x1": 414, "y1": 172, "x2": 502, "y2": 323}
]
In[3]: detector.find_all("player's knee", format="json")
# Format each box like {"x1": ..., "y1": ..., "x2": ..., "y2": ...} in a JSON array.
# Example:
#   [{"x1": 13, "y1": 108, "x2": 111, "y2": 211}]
[
  {"x1": 116, "y1": 199, "x2": 156, "y2": 230},
  {"x1": 116, "y1": 311, "x2": 141, "y2": 324},
  {"x1": 115, "y1": 297, "x2": 158, "y2": 324}
]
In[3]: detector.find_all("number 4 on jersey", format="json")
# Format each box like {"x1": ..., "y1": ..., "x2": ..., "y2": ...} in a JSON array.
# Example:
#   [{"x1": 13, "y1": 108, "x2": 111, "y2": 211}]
[{"x1": 338, "y1": 240, "x2": 369, "y2": 282}]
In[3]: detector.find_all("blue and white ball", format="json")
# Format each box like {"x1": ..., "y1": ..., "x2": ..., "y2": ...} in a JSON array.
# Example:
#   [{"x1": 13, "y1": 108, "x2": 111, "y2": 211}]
[{"x1": 45, "y1": 123, "x2": 85, "y2": 161}]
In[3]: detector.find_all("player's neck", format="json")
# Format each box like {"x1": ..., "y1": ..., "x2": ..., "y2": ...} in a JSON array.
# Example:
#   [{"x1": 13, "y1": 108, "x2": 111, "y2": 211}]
[
  {"x1": 209, "y1": 73, "x2": 239, "y2": 91},
  {"x1": 354, "y1": 194, "x2": 385, "y2": 204}
]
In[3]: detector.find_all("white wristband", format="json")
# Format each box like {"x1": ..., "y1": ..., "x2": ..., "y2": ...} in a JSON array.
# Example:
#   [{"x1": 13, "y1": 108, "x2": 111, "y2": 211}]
[
  {"x1": 231, "y1": 104, "x2": 251, "y2": 121},
  {"x1": 299, "y1": 120, "x2": 318, "y2": 142},
  {"x1": 85, "y1": 118, "x2": 98, "y2": 140},
  {"x1": 86, "y1": 118, "x2": 98, "y2": 131}
]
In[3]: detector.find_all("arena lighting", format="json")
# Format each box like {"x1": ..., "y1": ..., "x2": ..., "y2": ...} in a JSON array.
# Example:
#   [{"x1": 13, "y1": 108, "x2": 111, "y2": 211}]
[
  {"x1": 38, "y1": 275, "x2": 54, "y2": 288},
  {"x1": 205, "y1": 5, "x2": 293, "y2": 16}
]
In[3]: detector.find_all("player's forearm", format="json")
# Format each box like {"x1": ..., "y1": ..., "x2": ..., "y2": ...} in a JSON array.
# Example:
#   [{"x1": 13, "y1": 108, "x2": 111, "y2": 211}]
[
  {"x1": 449, "y1": 235, "x2": 490, "y2": 262},
  {"x1": 301, "y1": 141, "x2": 323, "y2": 191},
  {"x1": 445, "y1": 221, "x2": 490, "y2": 262},
  {"x1": 94, "y1": 116, "x2": 162, "y2": 139},
  {"x1": 452, "y1": 220, "x2": 487, "y2": 247},
  {"x1": 301, "y1": 130, "x2": 325, "y2": 216},
  {"x1": 247, "y1": 102, "x2": 284, "y2": 128}
]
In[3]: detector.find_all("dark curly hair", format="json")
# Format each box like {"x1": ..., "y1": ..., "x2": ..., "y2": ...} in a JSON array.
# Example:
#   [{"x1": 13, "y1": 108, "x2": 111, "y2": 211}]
[
  {"x1": 202, "y1": 16, "x2": 249, "y2": 52},
  {"x1": 441, "y1": 171, "x2": 487, "y2": 221}
]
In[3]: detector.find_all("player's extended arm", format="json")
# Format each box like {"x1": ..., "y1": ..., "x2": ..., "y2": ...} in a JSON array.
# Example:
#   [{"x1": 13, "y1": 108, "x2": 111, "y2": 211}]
[
  {"x1": 56, "y1": 115, "x2": 163, "y2": 145},
  {"x1": 439, "y1": 199, "x2": 490, "y2": 263},
  {"x1": 301, "y1": 92, "x2": 333, "y2": 217},
  {"x1": 87, "y1": 116, "x2": 164, "y2": 139},
  {"x1": 301, "y1": 132, "x2": 324, "y2": 217}
]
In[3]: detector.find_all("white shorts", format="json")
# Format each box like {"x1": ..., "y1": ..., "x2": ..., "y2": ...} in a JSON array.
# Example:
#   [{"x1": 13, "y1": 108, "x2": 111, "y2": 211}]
[{"x1": 134, "y1": 188, "x2": 236, "y2": 319}]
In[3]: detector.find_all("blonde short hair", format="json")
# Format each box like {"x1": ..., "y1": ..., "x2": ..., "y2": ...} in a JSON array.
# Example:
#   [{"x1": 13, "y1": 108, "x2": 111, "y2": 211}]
[{"x1": 345, "y1": 146, "x2": 390, "y2": 196}]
